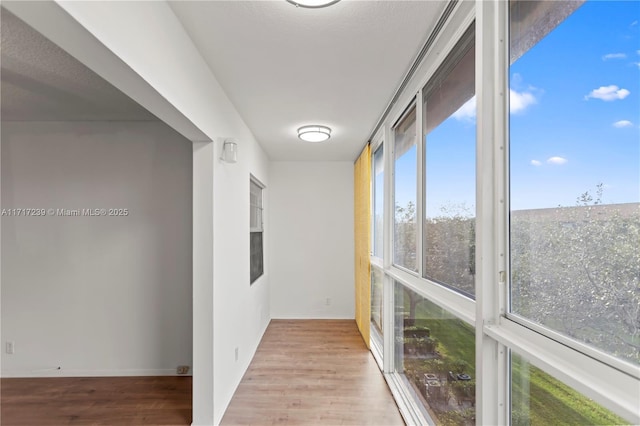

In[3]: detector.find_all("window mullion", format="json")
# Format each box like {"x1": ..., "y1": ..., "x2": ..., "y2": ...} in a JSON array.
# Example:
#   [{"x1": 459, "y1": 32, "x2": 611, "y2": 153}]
[
  {"x1": 383, "y1": 123, "x2": 395, "y2": 373},
  {"x1": 384, "y1": 124, "x2": 393, "y2": 272},
  {"x1": 476, "y1": 0, "x2": 509, "y2": 424},
  {"x1": 415, "y1": 89, "x2": 424, "y2": 279},
  {"x1": 497, "y1": 0, "x2": 510, "y2": 419}
]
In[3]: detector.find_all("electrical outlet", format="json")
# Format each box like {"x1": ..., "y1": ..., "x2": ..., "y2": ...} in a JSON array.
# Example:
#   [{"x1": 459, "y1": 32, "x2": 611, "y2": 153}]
[
  {"x1": 234, "y1": 347, "x2": 239, "y2": 361},
  {"x1": 326, "y1": 297, "x2": 331, "y2": 306},
  {"x1": 176, "y1": 365, "x2": 190, "y2": 375},
  {"x1": 5, "y1": 341, "x2": 14, "y2": 355}
]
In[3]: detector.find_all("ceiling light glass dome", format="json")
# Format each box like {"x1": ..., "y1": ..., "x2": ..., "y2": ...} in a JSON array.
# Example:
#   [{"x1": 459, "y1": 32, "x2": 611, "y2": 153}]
[
  {"x1": 298, "y1": 125, "x2": 332, "y2": 142},
  {"x1": 286, "y1": 0, "x2": 341, "y2": 9}
]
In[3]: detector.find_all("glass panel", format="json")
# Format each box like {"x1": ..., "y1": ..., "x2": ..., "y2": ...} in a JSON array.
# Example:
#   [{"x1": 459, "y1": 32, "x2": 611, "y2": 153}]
[
  {"x1": 250, "y1": 179, "x2": 263, "y2": 231},
  {"x1": 373, "y1": 144, "x2": 384, "y2": 258},
  {"x1": 250, "y1": 231, "x2": 263, "y2": 284},
  {"x1": 394, "y1": 281, "x2": 476, "y2": 424},
  {"x1": 509, "y1": 0, "x2": 640, "y2": 365},
  {"x1": 423, "y1": 26, "x2": 476, "y2": 298},
  {"x1": 394, "y1": 106, "x2": 418, "y2": 272},
  {"x1": 370, "y1": 267, "x2": 384, "y2": 349},
  {"x1": 511, "y1": 352, "x2": 629, "y2": 425}
]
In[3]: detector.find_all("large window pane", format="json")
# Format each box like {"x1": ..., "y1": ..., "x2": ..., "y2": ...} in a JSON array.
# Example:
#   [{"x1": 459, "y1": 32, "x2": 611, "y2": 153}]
[
  {"x1": 511, "y1": 352, "x2": 629, "y2": 425},
  {"x1": 371, "y1": 267, "x2": 384, "y2": 349},
  {"x1": 423, "y1": 25, "x2": 476, "y2": 297},
  {"x1": 394, "y1": 106, "x2": 418, "y2": 272},
  {"x1": 373, "y1": 144, "x2": 384, "y2": 258},
  {"x1": 509, "y1": 1, "x2": 640, "y2": 365},
  {"x1": 394, "y1": 281, "x2": 476, "y2": 424}
]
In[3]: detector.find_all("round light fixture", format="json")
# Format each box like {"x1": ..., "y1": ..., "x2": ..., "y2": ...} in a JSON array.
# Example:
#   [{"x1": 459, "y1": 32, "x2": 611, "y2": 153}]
[
  {"x1": 286, "y1": 0, "x2": 340, "y2": 9},
  {"x1": 298, "y1": 125, "x2": 332, "y2": 142}
]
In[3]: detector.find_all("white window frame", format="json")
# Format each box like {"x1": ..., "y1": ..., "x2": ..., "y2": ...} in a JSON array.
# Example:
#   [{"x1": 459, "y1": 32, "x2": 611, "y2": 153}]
[
  {"x1": 495, "y1": 0, "x2": 639, "y2": 421},
  {"x1": 367, "y1": 0, "x2": 640, "y2": 424},
  {"x1": 371, "y1": 133, "x2": 385, "y2": 263},
  {"x1": 370, "y1": 129, "x2": 386, "y2": 370},
  {"x1": 250, "y1": 175, "x2": 265, "y2": 285},
  {"x1": 391, "y1": 99, "x2": 420, "y2": 277},
  {"x1": 380, "y1": 2, "x2": 481, "y2": 423}
]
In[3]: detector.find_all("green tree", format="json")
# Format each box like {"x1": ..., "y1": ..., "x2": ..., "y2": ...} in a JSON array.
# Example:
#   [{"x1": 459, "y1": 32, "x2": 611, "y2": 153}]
[
  {"x1": 425, "y1": 203, "x2": 476, "y2": 296},
  {"x1": 511, "y1": 185, "x2": 640, "y2": 363},
  {"x1": 395, "y1": 201, "x2": 417, "y2": 271}
]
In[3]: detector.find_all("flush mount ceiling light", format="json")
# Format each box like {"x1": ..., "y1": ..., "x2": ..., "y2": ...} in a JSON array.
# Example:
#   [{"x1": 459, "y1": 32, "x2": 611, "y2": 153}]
[
  {"x1": 286, "y1": 0, "x2": 340, "y2": 9},
  {"x1": 298, "y1": 125, "x2": 332, "y2": 142}
]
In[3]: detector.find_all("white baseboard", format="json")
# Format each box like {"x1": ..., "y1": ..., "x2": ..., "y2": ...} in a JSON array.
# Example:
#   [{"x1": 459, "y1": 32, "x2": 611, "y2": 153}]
[
  {"x1": 271, "y1": 315, "x2": 356, "y2": 320},
  {"x1": 1, "y1": 368, "x2": 192, "y2": 378}
]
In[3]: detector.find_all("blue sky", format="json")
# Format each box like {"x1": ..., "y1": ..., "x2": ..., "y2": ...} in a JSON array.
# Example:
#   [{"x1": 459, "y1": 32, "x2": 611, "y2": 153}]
[
  {"x1": 392, "y1": 0, "x2": 639, "y2": 217},
  {"x1": 510, "y1": 0, "x2": 639, "y2": 211}
]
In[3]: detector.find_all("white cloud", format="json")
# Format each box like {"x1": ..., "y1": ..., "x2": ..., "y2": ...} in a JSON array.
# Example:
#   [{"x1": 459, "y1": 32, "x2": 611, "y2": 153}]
[
  {"x1": 511, "y1": 73, "x2": 524, "y2": 86},
  {"x1": 452, "y1": 96, "x2": 477, "y2": 121},
  {"x1": 510, "y1": 89, "x2": 537, "y2": 113},
  {"x1": 585, "y1": 85, "x2": 630, "y2": 101},
  {"x1": 635, "y1": 62, "x2": 640, "y2": 69},
  {"x1": 530, "y1": 160, "x2": 542, "y2": 166},
  {"x1": 613, "y1": 120, "x2": 634, "y2": 128},
  {"x1": 602, "y1": 53, "x2": 627, "y2": 60},
  {"x1": 547, "y1": 156, "x2": 568, "y2": 165}
]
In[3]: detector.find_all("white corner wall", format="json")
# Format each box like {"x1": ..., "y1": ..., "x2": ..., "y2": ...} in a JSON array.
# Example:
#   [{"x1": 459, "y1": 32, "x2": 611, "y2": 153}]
[
  {"x1": 212, "y1": 138, "x2": 270, "y2": 426},
  {"x1": 0, "y1": 2, "x2": 372, "y2": 424},
  {"x1": 270, "y1": 162, "x2": 355, "y2": 319},
  {"x1": 1, "y1": 121, "x2": 192, "y2": 376},
  {"x1": 0, "y1": 2, "x2": 273, "y2": 424}
]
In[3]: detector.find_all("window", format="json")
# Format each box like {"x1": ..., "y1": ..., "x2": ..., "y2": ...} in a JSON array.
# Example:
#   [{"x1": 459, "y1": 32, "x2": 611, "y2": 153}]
[
  {"x1": 511, "y1": 352, "x2": 628, "y2": 425},
  {"x1": 372, "y1": 144, "x2": 384, "y2": 259},
  {"x1": 393, "y1": 105, "x2": 418, "y2": 272},
  {"x1": 509, "y1": 0, "x2": 640, "y2": 366},
  {"x1": 394, "y1": 281, "x2": 476, "y2": 424},
  {"x1": 250, "y1": 176, "x2": 265, "y2": 284},
  {"x1": 423, "y1": 24, "x2": 476, "y2": 297},
  {"x1": 361, "y1": 0, "x2": 639, "y2": 423}
]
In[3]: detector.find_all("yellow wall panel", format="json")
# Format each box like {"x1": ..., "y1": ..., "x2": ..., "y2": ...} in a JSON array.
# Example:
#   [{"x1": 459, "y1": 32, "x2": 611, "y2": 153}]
[{"x1": 354, "y1": 145, "x2": 371, "y2": 348}]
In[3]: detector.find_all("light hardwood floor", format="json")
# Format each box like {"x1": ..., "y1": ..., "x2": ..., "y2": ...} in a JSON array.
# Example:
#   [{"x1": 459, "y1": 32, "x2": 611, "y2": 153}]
[
  {"x1": 0, "y1": 376, "x2": 191, "y2": 425},
  {"x1": 220, "y1": 319, "x2": 404, "y2": 426},
  {"x1": 1, "y1": 320, "x2": 403, "y2": 425}
]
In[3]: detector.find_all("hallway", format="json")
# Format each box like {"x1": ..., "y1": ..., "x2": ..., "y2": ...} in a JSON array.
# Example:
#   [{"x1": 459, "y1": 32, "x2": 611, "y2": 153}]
[{"x1": 221, "y1": 320, "x2": 404, "y2": 425}]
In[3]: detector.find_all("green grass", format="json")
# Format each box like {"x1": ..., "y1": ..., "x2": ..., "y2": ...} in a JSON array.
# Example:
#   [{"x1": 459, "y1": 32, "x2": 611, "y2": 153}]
[
  {"x1": 512, "y1": 355, "x2": 628, "y2": 426},
  {"x1": 424, "y1": 318, "x2": 475, "y2": 376},
  {"x1": 412, "y1": 299, "x2": 476, "y2": 376},
  {"x1": 399, "y1": 288, "x2": 628, "y2": 425}
]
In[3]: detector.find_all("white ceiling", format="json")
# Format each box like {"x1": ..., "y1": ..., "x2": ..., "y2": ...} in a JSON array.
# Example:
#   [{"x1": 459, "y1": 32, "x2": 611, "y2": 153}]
[
  {"x1": 169, "y1": 1, "x2": 447, "y2": 161},
  {"x1": 0, "y1": 8, "x2": 158, "y2": 122},
  {"x1": 1, "y1": 2, "x2": 447, "y2": 161}
]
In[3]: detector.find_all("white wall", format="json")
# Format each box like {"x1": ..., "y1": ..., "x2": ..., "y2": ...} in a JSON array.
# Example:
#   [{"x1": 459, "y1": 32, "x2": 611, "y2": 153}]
[
  {"x1": 270, "y1": 162, "x2": 355, "y2": 319},
  {"x1": 212, "y1": 137, "x2": 270, "y2": 426},
  {"x1": 2, "y1": 3, "x2": 274, "y2": 424},
  {"x1": 1, "y1": 121, "x2": 192, "y2": 376}
]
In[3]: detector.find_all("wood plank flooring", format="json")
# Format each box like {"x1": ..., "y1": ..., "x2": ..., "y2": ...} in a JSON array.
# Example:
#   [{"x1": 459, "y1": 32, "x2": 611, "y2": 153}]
[
  {"x1": 1, "y1": 320, "x2": 403, "y2": 425},
  {"x1": 0, "y1": 376, "x2": 191, "y2": 425},
  {"x1": 220, "y1": 319, "x2": 404, "y2": 426}
]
